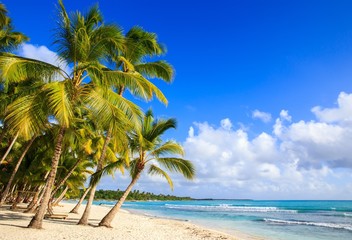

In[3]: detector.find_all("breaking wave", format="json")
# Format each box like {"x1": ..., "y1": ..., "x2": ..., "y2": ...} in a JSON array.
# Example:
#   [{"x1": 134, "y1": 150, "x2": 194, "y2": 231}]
[
  {"x1": 263, "y1": 218, "x2": 352, "y2": 231},
  {"x1": 164, "y1": 204, "x2": 297, "y2": 213}
]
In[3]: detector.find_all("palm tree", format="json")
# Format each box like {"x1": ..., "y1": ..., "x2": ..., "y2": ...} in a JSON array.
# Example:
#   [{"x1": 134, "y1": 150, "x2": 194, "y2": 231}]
[
  {"x1": 77, "y1": 26, "x2": 173, "y2": 225},
  {"x1": 0, "y1": 0, "x2": 143, "y2": 229},
  {"x1": 0, "y1": 2, "x2": 28, "y2": 148},
  {"x1": 98, "y1": 110, "x2": 195, "y2": 228},
  {"x1": 0, "y1": 135, "x2": 36, "y2": 206},
  {"x1": 69, "y1": 186, "x2": 91, "y2": 214},
  {"x1": 0, "y1": 3, "x2": 28, "y2": 51}
]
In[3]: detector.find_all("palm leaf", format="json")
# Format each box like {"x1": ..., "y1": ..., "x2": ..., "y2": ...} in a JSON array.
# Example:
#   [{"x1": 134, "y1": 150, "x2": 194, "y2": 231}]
[
  {"x1": 125, "y1": 26, "x2": 166, "y2": 62},
  {"x1": 43, "y1": 80, "x2": 74, "y2": 127},
  {"x1": 148, "y1": 164, "x2": 174, "y2": 190},
  {"x1": 145, "y1": 118, "x2": 176, "y2": 141},
  {"x1": 5, "y1": 92, "x2": 49, "y2": 139},
  {"x1": 156, "y1": 157, "x2": 195, "y2": 180},
  {"x1": 89, "y1": 158, "x2": 125, "y2": 187},
  {"x1": 0, "y1": 53, "x2": 65, "y2": 84},
  {"x1": 135, "y1": 61, "x2": 174, "y2": 83},
  {"x1": 151, "y1": 141, "x2": 184, "y2": 157},
  {"x1": 82, "y1": 85, "x2": 142, "y2": 131},
  {"x1": 99, "y1": 69, "x2": 168, "y2": 105}
]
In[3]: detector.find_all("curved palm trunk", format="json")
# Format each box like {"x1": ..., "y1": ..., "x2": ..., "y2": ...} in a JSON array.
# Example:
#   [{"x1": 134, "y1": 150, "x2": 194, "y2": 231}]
[
  {"x1": 51, "y1": 158, "x2": 82, "y2": 198},
  {"x1": 99, "y1": 171, "x2": 142, "y2": 228},
  {"x1": 0, "y1": 131, "x2": 19, "y2": 165},
  {"x1": 77, "y1": 181, "x2": 98, "y2": 225},
  {"x1": 53, "y1": 185, "x2": 68, "y2": 206},
  {"x1": 26, "y1": 186, "x2": 40, "y2": 211},
  {"x1": 25, "y1": 171, "x2": 50, "y2": 213},
  {"x1": 10, "y1": 189, "x2": 23, "y2": 210},
  {"x1": 70, "y1": 186, "x2": 91, "y2": 214},
  {"x1": 78, "y1": 130, "x2": 111, "y2": 225},
  {"x1": 26, "y1": 186, "x2": 45, "y2": 213},
  {"x1": 28, "y1": 127, "x2": 66, "y2": 229},
  {"x1": 0, "y1": 136, "x2": 36, "y2": 206}
]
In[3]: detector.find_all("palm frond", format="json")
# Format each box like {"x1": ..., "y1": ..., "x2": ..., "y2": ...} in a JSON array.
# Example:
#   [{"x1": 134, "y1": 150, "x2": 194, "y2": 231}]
[
  {"x1": 0, "y1": 53, "x2": 65, "y2": 84},
  {"x1": 5, "y1": 93, "x2": 48, "y2": 139},
  {"x1": 125, "y1": 26, "x2": 166, "y2": 62},
  {"x1": 148, "y1": 164, "x2": 174, "y2": 190},
  {"x1": 99, "y1": 69, "x2": 168, "y2": 105},
  {"x1": 82, "y1": 85, "x2": 142, "y2": 131},
  {"x1": 135, "y1": 60, "x2": 174, "y2": 83},
  {"x1": 156, "y1": 157, "x2": 195, "y2": 180},
  {"x1": 151, "y1": 141, "x2": 184, "y2": 157},
  {"x1": 145, "y1": 118, "x2": 176, "y2": 141},
  {"x1": 43, "y1": 80, "x2": 73, "y2": 127},
  {"x1": 89, "y1": 158, "x2": 125, "y2": 187}
]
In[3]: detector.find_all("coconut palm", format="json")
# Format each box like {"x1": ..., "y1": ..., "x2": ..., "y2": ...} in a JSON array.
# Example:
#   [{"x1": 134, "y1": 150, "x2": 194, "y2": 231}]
[
  {"x1": 0, "y1": 3, "x2": 28, "y2": 51},
  {"x1": 0, "y1": 2, "x2": 28, "y2": 148},
  {"x1": 77, "y1": 26, "x2": 173, "y2": 225},
  {"x1": 0, "y1": 135, "x2": 36, "y2": 206},
  {"x1": 0, "y1": 0, "x2": 145, "y2": 229},
  {"x1": 98, "y1": 110, "x2": 195, "y2": 228},
  {"x1": 77, "y1": 120, "x2": 130, "y2": 225}
]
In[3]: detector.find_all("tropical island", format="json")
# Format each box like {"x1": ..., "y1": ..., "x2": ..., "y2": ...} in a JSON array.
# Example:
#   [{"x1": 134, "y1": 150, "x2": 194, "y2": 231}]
[
  {"x1": 0, "y1": 1, "x2": 243, "y2": 239},
  {"x1": 0, "y1": 0, "x2": 201, "y2": 236},
  {"x1": 1, "y1": 1, "x2": 351, "y2": 240}
]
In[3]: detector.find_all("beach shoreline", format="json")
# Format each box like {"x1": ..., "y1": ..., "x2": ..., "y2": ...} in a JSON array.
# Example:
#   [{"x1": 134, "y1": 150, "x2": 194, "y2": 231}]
[{"x1": 0, "y1": 202, "x2": 265, "y2": 240}]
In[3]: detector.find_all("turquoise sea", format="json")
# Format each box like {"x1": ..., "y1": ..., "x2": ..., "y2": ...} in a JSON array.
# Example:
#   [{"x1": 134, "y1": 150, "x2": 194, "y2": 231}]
[{"x1": 93, "y1": 200, "x2": 352, "y2": 240}]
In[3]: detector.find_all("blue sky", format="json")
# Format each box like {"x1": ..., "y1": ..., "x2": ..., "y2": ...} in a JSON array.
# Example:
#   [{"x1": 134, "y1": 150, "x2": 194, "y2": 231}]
[{"x1": 4, "y1": 0, "x2": 352, "y2": 199}]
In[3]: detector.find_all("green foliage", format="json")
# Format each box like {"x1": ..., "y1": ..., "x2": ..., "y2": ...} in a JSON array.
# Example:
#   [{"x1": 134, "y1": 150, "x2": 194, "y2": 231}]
[
  {"x1": 70, "y1": 189, "x2": 193, "y2": 201},
  {"x1": 0, "y1": 1, "x2": 195, "y2": 217}
]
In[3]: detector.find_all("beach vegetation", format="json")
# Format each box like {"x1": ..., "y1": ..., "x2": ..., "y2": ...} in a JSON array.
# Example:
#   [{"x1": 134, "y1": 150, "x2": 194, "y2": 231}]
[
  {"x1": 0, "y1": 0, "x2": 194, "y2": 230},
  {"x1": 98, "y1": 109, "x2": 195, "y2": 228},
  {"x1": 93, "y1": 189, "x2": 192, "y2": 201}
]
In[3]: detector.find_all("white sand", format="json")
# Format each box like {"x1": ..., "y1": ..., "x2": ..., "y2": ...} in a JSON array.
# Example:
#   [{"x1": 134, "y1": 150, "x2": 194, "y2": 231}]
[{"x1": 0, "y1": 202, "x2": 265, "y2": 240}]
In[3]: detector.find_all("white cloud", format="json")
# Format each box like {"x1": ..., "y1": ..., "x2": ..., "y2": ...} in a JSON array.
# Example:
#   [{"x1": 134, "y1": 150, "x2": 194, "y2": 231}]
[
  {"x1": 252, "y1": 109, "x2": 272, "y2": 123},
  {"x1": 17, "y1": 43, "x2": 71, "y2": 77},
  {"x1": 279, "y1": 110, "x2": 291, "y2": 122},
  {"x1": 98, "y1": 92, "x2": 352, "y2": 200},
  {"x1": 181, "y1": 92, "x2": 352, "y2": 199},
  {"x1": 220, "y1": 118, "x2": 232, "y2": 130},
  {"x1": 312, "y1": 92, "x2": 352, "y2": 124}
]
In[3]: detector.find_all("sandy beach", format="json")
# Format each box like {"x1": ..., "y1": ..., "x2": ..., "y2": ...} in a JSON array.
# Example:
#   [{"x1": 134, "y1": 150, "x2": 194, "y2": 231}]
[{"x1": 0, "y1": 202, "x2": 264, "y2": 240}]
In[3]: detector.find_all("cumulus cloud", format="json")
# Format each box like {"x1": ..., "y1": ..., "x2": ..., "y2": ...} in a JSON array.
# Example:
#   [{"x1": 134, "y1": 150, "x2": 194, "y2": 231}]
[
  {"x1": 17, "y1": 43, "x2": 71, "y2": 77},
  {"x1": 98, "y1": 92, "x2": 352, "y2": 200},
  {"x1": 312, "y1": 92, "x2": 352, "y2": 124},
  {"x1": 181, "y1": 92, "x2": 352, "y2": 199},
  {"x1": 220, "y1": 118, "x2": 232, "y2": 130},
  {"x1": 252, "y1": 109, "x2": 272, "y2": 123}
]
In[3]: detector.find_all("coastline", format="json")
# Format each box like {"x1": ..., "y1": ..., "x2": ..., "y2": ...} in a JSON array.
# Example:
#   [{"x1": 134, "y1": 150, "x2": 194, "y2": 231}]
[{"x1": 0, "y1": 202, "x2": 265, "y2": 240}]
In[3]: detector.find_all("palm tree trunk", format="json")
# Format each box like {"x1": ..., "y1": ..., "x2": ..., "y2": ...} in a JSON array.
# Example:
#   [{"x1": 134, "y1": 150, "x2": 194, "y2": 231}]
[
  {"x1": 28, "y1": 127, "x2": 66, "y2": 229},
  {"x1": 26, "y1": 186, "x2": 40, "y2": 211},
  {"x1": 0, "y1": 131, "x2": 19, "y2": 165},
  {"x1": 10, "y1": 190, "x2": 22, "y2": 210},
  {"x1": 77, "y1": 182, "x2": 99, "y2": 225},
  {"x1": 70, "y1": 186, "x2": 91, "y2": 214},
  {"x1": 26, "y1": 171, "x2": 50, "y2": 213},
  {"x1": 51, "y1": 158, "x2": 82, "y2": 198},
  {"x1": 99, "y1": 171, "x2": 142, "y2": 228},
  {"x1": 0, "y1": 136, "x2": 36, "y2": 206},
  {"x1": 53, "y1": 185, "x2": 68, "y2": 206},
  {"x1": 9, "y1": 181, "x2": 18, "y2": 201},
  {"x1": 26, "y1": 186, "x2": 44, "y2": 213},
  {"x1": 78, "y1": 129, "x2": 111, "y2": 225}
]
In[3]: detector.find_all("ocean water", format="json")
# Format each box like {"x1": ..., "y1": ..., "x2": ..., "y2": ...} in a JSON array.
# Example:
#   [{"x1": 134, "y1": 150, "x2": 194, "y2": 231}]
[{"x1": 94, "y1": 200, "x2": 352, "y2": 240}]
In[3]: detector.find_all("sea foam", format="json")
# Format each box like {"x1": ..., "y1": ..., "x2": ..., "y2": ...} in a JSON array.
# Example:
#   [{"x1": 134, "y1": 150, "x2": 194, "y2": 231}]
[
  {"x1": 264, "y1": 218, "x2": 352, "y2": 231},
  {"x1": 165, "y1": 204, "x2": 297, "y2": 213}
]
